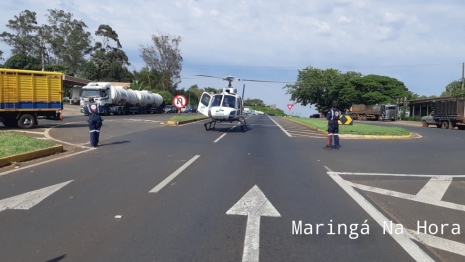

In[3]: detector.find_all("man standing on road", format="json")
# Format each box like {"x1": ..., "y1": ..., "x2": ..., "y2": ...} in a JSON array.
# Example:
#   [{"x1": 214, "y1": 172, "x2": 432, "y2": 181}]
[
  {"x1": 84, "y1": 97, "x2": 104, "y2": 147},
  {"x1": 325, "y1": 101, "x2": 341, "y2": 150}
]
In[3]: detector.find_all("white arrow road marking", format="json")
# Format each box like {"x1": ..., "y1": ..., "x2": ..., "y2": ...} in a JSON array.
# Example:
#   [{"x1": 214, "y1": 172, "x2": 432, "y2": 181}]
[
  {"x1": 226, "y1": 185, "x2": 281, "y2": 262},
  {"x1": 0, "y1": 180, "x2": 73, "y2": 212}
]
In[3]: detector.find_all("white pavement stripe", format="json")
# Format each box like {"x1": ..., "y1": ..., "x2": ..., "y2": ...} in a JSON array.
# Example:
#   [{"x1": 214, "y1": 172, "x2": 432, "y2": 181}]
[
  {"x1": 416, "y1": 177, "x2": 453, "y2": 202},
  {"x1": 0, "y1": 148, "x2": 95, "y2": 177},
  {"x1": 268, "y1": 117, "x2": 292, "y2": 137},
  {"x1": 327, "y1": 172, "x2": 465, "y2": 178},
  {"x1": 406, "y1": 229, "x2": 465, "y2": 257},
  {"x1": 44, "y1": 122, "x2": 92, "y2": 149},
  {"x1": 291, "y1": 134, "x2": 326, "y2": 138},
  {"x1": 348, "y1": 181, "x2": 465, "y2": 212},
  {"x1": 149, "y1": 155, "x2": 200, "y2": 193},
  {"x1": 288, "y1": 130, "x2": 321, "y2": 135},
  {"x1": 214, "y1": 133, "x2": 227, "y2": 143},
  {"x1": 327, "y1": 172, "x2": 435, "y2": 261}
]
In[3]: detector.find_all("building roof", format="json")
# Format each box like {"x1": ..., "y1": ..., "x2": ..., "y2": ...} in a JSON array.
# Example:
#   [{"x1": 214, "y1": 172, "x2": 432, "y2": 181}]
[
  {"x1": 63, "y1": 75, "x2": 92, "y2": 86},
  {"x1": 408, "y1": 96, "x2": 462, "y2": 105}
]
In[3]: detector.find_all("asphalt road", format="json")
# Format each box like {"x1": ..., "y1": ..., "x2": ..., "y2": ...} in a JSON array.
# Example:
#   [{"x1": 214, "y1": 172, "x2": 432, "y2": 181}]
[{"x1": 1, "y1": 115, "x2": 465, "y2": 261}]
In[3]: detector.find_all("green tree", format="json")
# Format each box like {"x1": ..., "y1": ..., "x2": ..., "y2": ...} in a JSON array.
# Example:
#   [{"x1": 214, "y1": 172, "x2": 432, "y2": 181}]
[
  {"x1": 285, "y1": 66, "x2": 410, "y2": 113},
  {"x1": 140, "y1": 32, "x2": 183, "y2": 92},
  {"x1": 88, "y1": 24, "x2": 132, "y2": 82},
  {"x1": 0, "y1": 50, "x2": 3, "y2": 61},
  {"x1": 284, "y1": 66, "x2": 352, "y2": 113},
  {"x1": 3, "y1": 53, "x2": 41, "y2": 70},
  {"x1": 441, "y1": 80, "x2": 464, "y2": 97},
  {"x1": 204, "y1": 87, "x2": 221, "y2": 94},
  {"x1": 130, "y1": 80, "x2": 147, "y2": 91},
  {"x1": 244, "y1": 98, "x2": 265, "y2": 106},
  {"x1": 41, "y1": 9, "x2": 93, "y2": 75},
  {"x1": 0, "y1": 10, "x2": 40, "y2": 57},
  {"x1": 133, "y1": 67, "x2": 163, "y2": 91}
]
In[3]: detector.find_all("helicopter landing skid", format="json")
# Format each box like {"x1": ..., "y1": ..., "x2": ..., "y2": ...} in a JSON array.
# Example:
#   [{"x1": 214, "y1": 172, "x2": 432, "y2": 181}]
[
  {"x1": 204, "y1": 121, "x2": 217, "y2": 131},
  {"x1": 204, "y1": 117, "x2": 248, "y2": 132}
]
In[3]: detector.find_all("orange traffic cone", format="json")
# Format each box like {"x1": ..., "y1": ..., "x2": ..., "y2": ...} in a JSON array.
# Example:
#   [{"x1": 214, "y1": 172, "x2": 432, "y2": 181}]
[{"x1": 59, "y1": 110, "x2": 63, "y2": 121}]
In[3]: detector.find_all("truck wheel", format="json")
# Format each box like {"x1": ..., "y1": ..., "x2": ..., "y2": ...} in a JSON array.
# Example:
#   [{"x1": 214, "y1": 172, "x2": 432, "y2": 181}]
[
  {"x1": 422, "y1": 121, "x2": 428, "y2": 127},
  {"x1": 441, "y1": 121, "x2": 449, "y2": 129},
  {"x1": 458, "y1": 126, "x2": 465, "y2": 130},
  {"x1": 17, "y1": 114, "x2": 35, "y2": 129},
  {"x1": 436, "y1": 124, "x2": 441, "y2": 128},
  {"x1": 104, "y1": 107, "x2": 110, "y2": 116}
]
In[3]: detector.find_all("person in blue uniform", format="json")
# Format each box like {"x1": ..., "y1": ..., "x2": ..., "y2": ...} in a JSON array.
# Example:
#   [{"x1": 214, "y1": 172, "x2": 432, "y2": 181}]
[
  {"x1": 84, "y1": 97, "x2": 104, "y2": 147},
  {"x1": 325, "y1": 101, "x2": 341, "y2": 150}
]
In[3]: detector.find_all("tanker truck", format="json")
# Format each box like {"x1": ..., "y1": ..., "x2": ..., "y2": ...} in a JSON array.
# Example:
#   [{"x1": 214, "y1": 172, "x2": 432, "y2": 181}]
[{"x1": 80, "y1": 82, "x2": 163, "y2": 115}]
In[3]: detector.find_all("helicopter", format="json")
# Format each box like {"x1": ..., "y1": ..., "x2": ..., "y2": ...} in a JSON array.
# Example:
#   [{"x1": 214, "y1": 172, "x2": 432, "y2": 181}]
[{"x1": 195, "y1": 75, "x2": 291, "y2": 132}]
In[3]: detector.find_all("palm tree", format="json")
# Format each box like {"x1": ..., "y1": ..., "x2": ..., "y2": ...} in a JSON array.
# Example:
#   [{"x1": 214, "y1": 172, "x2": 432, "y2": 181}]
[{"x1": 131, "y1": 80, "x2": 147, "y2": 90}]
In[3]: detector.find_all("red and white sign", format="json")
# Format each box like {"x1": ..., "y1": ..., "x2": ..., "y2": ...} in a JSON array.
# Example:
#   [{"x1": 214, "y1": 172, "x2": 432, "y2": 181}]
[
  {"x1": 173, "y1": 94, "x2": 187, "y2": 109},
  {"x1": 287, "y1": 104, "x2": 294, "y2": 110}
]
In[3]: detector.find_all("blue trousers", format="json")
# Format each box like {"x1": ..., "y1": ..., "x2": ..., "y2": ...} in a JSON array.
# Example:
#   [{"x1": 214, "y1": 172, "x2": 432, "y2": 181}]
[
  {"x1": 89, "y1": 121, "x2": 102, "y2": 147},
  {"x1": 327, "y1": 126, "x2": 340, "y2": 147}
]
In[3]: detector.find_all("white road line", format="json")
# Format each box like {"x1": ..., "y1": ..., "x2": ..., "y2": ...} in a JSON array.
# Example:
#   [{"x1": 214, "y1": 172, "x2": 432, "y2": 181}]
[
  {"x1": 406, "y1": 229, "x2": 465, "y2": 257},
  {"x1": 327, "y1": 172, "x2": 465, "y2": 178},
  {"x1": 214, "y1": 133, "x2": 227, "y2": 143},
  {"x1": 288, "y1": 130, "x2": 321, "y2": 135},
  {"x1": 3, "y1": 130, "x2": 44, "y2": 135},
  {"x1": 149, "y1": 155, "x2": 200, "y2": 193},
  {"x1": 44, "y1": 122, "x2": 92, "y2": 149},
  {"x1": 268, "y1": 116, "x2": 292, "y2": 137},
  {"x1": 416, "y1": 177, "x2": 453, "y2": 202},
  {"x1": 327, "y1": 172, "x2": 435, "y2": 261},
  {"x1": 291, "y1": 134, "x2": 326, "y2": 138},
  {"x1": 347, "y1": 180, "x2": 465, "y2": 212},
  {"x1": 0, "y1": 148, "x2": 95, "y2": 177}
]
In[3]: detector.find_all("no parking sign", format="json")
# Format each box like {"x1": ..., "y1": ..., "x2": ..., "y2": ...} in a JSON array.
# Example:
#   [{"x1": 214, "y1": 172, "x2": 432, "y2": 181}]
[{"x1": 173, "y1": 94, "x2": 187, "y2": 109}]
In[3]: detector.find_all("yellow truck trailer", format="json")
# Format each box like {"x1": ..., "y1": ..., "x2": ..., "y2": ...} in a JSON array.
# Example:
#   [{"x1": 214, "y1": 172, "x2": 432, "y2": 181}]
[{"x1": 0, "y1": 68, "x2": 63, "y2": 129}]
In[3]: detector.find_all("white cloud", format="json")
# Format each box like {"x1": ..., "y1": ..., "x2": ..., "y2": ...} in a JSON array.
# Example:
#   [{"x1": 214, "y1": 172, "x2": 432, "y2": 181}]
[{"x1": 1, "y1": 0, "x2": 465, "y2": 115}]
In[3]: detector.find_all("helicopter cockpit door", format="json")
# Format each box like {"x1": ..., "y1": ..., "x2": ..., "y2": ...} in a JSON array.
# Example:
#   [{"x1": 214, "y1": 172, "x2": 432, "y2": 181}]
[{"x1": 198, "y1": 92, "x2": 212, "y2": 117}]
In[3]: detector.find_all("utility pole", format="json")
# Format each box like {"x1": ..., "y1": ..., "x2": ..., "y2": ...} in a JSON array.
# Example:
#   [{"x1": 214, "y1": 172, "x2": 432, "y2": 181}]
[
  {"x1": 461, "y1": 63, "x2": 465, "y2": 98},
  {"x1": 41, "y1": 40, "x2": 45, "y2": 71}
]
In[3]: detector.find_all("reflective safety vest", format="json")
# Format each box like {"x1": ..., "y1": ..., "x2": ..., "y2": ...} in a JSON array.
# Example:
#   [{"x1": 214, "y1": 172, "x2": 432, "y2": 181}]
[{"x1": 87, "y1": 103, "x2": 101, "y2": 115}]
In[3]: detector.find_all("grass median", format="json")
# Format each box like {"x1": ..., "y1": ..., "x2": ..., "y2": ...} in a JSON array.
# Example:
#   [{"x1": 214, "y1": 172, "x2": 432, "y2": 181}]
[
  {"x1": 286, "y1": 117, "x2": 410, "y2": 136},
  {"x1": 169, "y1": 114, "x2": 207, "y2": 122},
  {"x1": 0, "y1": 132, "x2": 57, "y2": 158}
]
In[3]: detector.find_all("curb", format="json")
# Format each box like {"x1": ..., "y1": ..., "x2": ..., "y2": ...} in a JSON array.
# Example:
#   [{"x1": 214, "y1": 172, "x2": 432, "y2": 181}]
[
  {"x1": 166, "y1": 117, "x2": 209, "y2": 126},
  {"x1": 0, "y1": 145, "x2": 64, "y2": 168},
  {"x1": 283, "y1": 117, "x2": 414, "y2": 139}
]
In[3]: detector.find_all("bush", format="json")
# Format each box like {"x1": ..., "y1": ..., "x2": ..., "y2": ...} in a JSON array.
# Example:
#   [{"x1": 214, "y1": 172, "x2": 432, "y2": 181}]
[{"x1": 403, "y1": 116, "x2": 422, "y2": 121}]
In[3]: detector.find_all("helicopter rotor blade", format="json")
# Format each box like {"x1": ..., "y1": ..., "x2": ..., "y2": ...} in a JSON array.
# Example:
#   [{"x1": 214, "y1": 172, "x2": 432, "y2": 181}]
[
  {"x1": 194, "y1": 74, "x2": 224, "y2": 79},
  {"x1": 240, "y1": 78, "x2": 293, "y2": 84}
]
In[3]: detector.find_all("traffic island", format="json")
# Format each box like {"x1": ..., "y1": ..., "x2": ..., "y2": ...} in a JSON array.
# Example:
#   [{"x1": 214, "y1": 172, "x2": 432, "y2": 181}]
[
  {"x1": 284, "y1": 117, "x2": 416, "y2": 139},
  {"x1": 0, "y1": 145, "x2": 64, "y2": 168}
]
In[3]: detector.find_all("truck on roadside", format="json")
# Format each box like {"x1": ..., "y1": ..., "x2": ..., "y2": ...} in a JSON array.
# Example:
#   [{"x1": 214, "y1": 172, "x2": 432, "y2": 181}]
[
  {"x1": 350, "y1": 104, "x2": 397, "y2": 121},
  {"x1": 0, "y1": 69, "x2": 64, "y2": 129},
  {"x1": 421, "y1": 97, "x2": 465, "y2": 130},
  {"x1": 79, "y1": 82, "x2": 164, "y2": 116}
]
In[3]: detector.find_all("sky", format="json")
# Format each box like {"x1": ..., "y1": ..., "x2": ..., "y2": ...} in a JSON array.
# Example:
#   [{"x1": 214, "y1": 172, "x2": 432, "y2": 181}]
[{"x1": 1, "y1": 0, "x2": 465, "y2": 116}]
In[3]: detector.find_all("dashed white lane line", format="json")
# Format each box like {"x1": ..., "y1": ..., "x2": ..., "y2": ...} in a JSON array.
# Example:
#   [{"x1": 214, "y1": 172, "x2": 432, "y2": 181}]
[
  {"x1": 214, "y1": 133, "x2": 227, "y2": 143},
  {"x1": 149, "y1": 155, "x2": 200, "y2": 193},
  {"x1": 268, "y1": 116, "x2": 292, "y2": 137}
]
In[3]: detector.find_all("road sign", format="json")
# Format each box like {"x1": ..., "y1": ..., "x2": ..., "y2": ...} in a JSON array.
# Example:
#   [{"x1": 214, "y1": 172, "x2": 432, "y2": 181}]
[
  {"x1": 287, "y1": 104, "x2": 294, "y2": 110},
  {"x1": 338, "y1": 115, "x2": 353, "y2": 125},
  {"x1": 173, "y1": 94, "x2": 187, "y2": 109}
]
